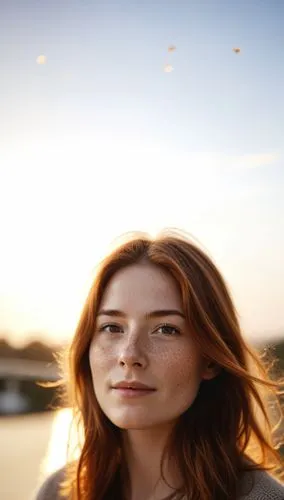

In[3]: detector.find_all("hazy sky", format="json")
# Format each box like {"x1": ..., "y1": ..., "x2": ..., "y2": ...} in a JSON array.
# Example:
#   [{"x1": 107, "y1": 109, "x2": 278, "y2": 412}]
[{"x1": 0, "y1": 0, "x2": 283, "y2": 346}]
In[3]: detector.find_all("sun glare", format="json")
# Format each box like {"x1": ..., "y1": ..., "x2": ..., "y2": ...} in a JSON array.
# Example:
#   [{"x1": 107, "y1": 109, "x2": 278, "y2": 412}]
[{"x1": 41, "y1": 408, "x2": 81, "y2": 477}]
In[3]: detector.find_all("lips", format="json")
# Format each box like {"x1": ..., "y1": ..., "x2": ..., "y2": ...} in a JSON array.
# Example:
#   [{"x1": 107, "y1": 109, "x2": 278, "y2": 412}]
[{"x1": 112, "y1": 380, "x2": 155, "y2": 391}]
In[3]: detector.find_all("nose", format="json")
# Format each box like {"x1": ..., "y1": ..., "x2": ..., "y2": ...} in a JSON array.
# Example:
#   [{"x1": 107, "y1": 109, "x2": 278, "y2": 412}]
[{"x1": 118, "y1": 334, "x2": 148, "y2": 369}]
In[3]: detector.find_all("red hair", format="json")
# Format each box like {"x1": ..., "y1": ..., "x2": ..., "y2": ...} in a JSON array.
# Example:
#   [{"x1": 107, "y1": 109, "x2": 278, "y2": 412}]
[{"x1": 58, "y1": 229, "x2": 283, "y2": 499}]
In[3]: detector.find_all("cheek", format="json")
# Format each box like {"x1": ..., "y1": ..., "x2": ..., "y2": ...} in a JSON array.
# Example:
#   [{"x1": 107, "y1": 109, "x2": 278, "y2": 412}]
[
  {"x1": 159, "y1": 345, "x2": 203, "y2": 396},
  {"x1": 158, "y1": 343, "x2": 197, "y2": 374},
  {"x1": 89, "y1": 340, "x2": 114, "y2": 377}
]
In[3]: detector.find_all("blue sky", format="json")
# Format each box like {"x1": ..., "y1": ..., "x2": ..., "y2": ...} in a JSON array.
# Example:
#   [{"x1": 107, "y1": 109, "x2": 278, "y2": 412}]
[
  {"x1": 0, "y1": 0, "x2": 283, "y2": 345},
  {"x1": 1, "y1": 0, "x2": 284, "y2": 150}
]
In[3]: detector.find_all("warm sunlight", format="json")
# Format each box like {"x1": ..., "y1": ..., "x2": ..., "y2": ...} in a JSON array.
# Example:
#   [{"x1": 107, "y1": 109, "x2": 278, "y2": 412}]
[
  {"x1": 1, "y1": 138, "x2": 242, "y2": 345},
  {"x1": 41, "y1": 408, "x2": 81, "y2": 477},
  {"x1": 1, "y1": 0, "x2": 283, "y2": 349},
  {"x1": 1, "y1": 3, "x2": 284, "y2": 500}
]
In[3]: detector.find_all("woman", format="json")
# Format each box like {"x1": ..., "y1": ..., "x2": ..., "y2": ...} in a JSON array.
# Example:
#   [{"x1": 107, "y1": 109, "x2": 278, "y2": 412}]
[{"x1": 35, "y1": 229, "x2": 284, "y2": 499}]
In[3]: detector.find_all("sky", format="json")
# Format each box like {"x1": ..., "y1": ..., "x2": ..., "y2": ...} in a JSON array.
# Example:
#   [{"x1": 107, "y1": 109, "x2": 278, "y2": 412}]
[{"x1": 0, "y1": 0, "x2": 283, "y2": 347}]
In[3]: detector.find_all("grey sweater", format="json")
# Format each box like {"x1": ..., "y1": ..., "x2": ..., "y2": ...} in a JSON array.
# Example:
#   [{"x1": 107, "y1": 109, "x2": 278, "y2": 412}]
[{"x1": 34, "y1": 467, "x2": 284, "y2": 500}]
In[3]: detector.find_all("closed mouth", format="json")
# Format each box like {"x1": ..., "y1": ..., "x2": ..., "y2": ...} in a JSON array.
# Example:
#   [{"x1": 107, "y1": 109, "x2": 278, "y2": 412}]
[
  {"x1": 112, "y1": 381, "x2": 156, "y2": 391},
  {"x1": 113, "y1": 387, "x2": 155, "y2": 391}
]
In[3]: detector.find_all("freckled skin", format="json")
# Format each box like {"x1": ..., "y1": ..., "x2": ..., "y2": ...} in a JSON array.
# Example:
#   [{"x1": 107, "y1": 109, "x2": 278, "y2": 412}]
[{"x1": 89, "y1": 263, "x2": 213, "y2": 431}]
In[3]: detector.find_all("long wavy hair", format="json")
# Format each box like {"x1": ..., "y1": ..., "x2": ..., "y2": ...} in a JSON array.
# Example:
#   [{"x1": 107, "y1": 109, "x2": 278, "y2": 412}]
[{"x1": 57, "y1": 229, "x2": 283, "y2": 500}]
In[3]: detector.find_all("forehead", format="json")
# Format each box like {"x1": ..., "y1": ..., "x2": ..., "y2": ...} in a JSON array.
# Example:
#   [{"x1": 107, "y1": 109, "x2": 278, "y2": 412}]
[{"x1": 99, "y1": 263, "x2": 183, "y2": 312}]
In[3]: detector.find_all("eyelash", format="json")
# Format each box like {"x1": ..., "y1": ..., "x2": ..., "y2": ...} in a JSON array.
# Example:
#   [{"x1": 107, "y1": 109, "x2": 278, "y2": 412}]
[
  {"x1": 99, "y1": 323, "x2": 122, "y2": 334},
  {"x1": 156, "y1": 324, "x2": 181, "y2": 336},
  {"x1": 98, "y1": 323, "x2": 180, "y2": 336}
]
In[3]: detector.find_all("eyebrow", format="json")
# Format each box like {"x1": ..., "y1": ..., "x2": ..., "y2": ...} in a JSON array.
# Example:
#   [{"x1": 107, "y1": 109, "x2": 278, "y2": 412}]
[{"x1": 97, "y1": 309, "x2": 186, "y2": 319}]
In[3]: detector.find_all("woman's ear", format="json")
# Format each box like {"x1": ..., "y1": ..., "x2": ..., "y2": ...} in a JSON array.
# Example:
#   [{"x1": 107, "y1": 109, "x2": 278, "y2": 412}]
[{"x1": 202, "y1": 361, "x2": 221, "y2": 380}]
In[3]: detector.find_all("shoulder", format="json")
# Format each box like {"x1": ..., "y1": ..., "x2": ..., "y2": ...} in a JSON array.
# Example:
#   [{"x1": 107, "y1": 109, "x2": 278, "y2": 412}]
[
  {"x1": 238, "y1": 468, "x2": 284, "y2": 499},
  {"x1": 33, "y1": 468, "x2": 65, "y2": 500}
]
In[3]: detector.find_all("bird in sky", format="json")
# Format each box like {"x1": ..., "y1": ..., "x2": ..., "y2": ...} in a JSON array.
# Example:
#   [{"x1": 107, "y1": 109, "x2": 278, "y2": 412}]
[{"x1": 36, "y1": 55, "x2": 47, "y2": 64}]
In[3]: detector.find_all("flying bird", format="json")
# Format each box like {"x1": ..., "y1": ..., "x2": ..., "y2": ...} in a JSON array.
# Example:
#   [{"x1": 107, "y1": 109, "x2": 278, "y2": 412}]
[
  {"x1": 232, "y1": 47, "x2": 241, "y2": 54},
  {"x1": 164, "y1": 45, "x2": 176, "y2": 73},
  {"x1": 164, "y1": 64, "x2": 174, "y2": 73},
  {"x1": 36, "y1": 55, "x2": 47, "y2": 64}
]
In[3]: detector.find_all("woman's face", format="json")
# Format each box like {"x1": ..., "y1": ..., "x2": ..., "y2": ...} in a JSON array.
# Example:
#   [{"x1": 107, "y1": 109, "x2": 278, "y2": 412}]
[{"x1": 89, "y1": 263, "x2": 215, "y2": 430}]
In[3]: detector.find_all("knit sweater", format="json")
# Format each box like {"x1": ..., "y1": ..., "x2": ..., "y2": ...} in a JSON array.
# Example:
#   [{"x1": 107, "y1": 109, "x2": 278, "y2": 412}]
[{"x1": 34, "y1": 467, "x2": 284, "y2": 500}]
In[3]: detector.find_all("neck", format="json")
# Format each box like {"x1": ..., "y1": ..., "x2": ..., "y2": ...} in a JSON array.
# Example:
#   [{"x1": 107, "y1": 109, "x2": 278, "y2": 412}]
[{"x1": 121, "y1": 425, "x2": 180, "y2": 500}]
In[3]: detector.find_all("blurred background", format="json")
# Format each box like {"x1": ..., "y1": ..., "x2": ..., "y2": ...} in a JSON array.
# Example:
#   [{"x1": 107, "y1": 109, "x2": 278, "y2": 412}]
[{"x1": 0, "y1": 1, "x2": 284, "y2": 499}]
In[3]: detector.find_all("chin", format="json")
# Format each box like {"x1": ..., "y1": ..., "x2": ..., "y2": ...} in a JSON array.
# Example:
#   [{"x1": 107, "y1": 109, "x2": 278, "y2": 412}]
[
  {"x1": 107, "y1": 410, "x2": 177, "y2": 432},
  {"x1": 116, "y1": 422, "x2": 150, "y2": 430},
  {"x1": 107, "y1": 411, "x2": 159, "y2": 430}
]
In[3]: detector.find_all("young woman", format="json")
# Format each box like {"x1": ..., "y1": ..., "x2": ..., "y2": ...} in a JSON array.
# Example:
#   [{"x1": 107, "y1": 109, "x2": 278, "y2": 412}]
[{"x1": 35, "y1": 229, "x2": 284, "y2": 500}]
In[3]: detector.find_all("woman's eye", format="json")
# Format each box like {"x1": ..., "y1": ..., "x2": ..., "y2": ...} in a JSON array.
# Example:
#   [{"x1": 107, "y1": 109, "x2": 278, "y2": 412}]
[
  {"x1": 156, "y1": 324, "x2": 180, "y2": 336},
  {"x1": 99, "y1": 324, "x2": 122, "y2": 333}
]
